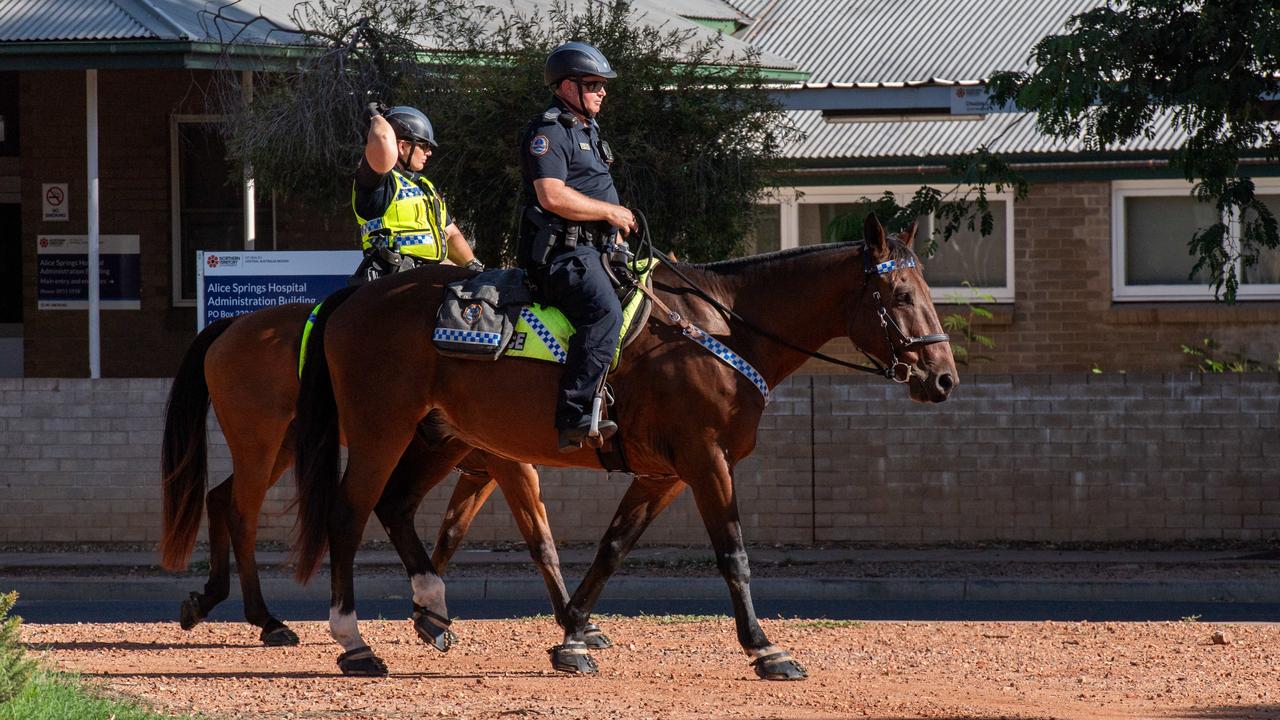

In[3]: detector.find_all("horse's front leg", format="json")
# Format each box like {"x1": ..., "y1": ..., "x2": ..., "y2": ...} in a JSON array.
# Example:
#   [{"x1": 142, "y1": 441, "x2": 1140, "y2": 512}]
[
  {"x1": 373, "y1": 435, "x2": 471, "y2": 653},
  {"x1": 554, "y1": 475, "x2": 685, "y2": 673},
  {"x1": 686, "y1": 455, "x2": 807, "y2": 681}
]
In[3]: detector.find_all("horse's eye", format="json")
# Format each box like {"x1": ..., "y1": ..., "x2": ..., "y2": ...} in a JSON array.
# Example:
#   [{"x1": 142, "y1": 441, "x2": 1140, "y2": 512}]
[{"x1": 894, "y1": 291, "x2": 913, "y2": 305}]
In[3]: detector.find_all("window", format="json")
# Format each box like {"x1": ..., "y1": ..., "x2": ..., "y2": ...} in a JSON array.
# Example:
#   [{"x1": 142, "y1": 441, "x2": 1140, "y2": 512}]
[
  {"x1": 780, "y1": 185, "x2": 1015, "y2": 303},
  {"x1": 744, "y1": 204, "x2": 781, "y2": 255},
  {"x1": 1112, "y1": 180, "x2": 1280, "y2": 300},
  {"x1": 169, "y1": 116, "x2": 274, "y2": 305}
]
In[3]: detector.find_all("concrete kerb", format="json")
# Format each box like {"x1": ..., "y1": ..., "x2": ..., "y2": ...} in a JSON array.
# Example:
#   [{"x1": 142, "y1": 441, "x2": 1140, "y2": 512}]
[{"x1": 5, "y1": 546, "x2": 1280, "y2": 605}]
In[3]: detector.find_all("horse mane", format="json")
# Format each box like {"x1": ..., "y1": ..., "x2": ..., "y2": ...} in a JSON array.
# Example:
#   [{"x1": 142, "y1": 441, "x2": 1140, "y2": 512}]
[{"x1": 693, "y1": 237, "x2": 919, "y2": 273}]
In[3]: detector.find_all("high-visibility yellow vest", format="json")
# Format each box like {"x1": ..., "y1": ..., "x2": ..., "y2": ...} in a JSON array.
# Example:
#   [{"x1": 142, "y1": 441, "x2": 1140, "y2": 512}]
[{"x1": 353, "y1": 169, "x2": 449, "y2": 263}]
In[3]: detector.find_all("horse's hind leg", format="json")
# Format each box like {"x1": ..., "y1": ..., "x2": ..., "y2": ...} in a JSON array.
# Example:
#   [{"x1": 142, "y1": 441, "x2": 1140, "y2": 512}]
[
  {"x1": 179, "y1": 474, "x2": 234, "y2": 631},
  {"x1": 227, "y1": 442, "x2": 299, "y2": 647},
  {"x1": 485, "y1": 457, "x2": 610, "y2": 648},
  {"x1": 552, "y1": 475, "x2": 685, "y2": 674},
  {"x1": 686, "y1": 457, "x2": 805, "y2": 681},
  {"x1": 373, "y1": 434, "x2": 471, "y2": 652},
  {"x1": 328, "y1": 425, "x2": 421, "y2": 677}
]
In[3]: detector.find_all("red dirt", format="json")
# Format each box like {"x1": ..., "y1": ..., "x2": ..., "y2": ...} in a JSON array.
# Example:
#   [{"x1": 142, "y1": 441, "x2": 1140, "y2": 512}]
[{"x1": 22, "y1": 617, "x2": 1280, "y2": 719}]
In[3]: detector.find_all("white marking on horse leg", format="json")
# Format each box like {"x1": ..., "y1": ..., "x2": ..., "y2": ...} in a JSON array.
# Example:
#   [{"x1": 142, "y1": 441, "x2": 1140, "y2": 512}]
[
  {"x1": 411, "y1": 573, "x2": 445, "y2": 609},
  {"x1": 329, "y1": 607, "x2": 365, "y2": 651}
]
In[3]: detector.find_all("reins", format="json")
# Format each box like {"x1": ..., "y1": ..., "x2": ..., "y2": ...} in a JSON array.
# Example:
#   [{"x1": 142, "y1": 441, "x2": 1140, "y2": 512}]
[{"x1": 623, "y1": 212, "x2": 947, "y2": 382}]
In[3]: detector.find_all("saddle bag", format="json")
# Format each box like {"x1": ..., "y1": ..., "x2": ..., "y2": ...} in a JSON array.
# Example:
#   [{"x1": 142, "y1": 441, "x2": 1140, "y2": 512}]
[{"x1": 432, "y1": 268, "x2": 532, "y2": 360}]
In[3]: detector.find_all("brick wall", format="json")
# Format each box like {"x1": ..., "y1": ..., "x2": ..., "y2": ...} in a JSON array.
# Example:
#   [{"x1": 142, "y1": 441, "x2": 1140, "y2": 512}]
[
  {"x1": 19, "y1": 69, "x2": 341, "y2": 378},
  {"x1": 1, "y1": 372, "x2": 1276, "y2": 547},
  {"x1": 15, "y1": 68, "x2": 1280, "y2": 380}
]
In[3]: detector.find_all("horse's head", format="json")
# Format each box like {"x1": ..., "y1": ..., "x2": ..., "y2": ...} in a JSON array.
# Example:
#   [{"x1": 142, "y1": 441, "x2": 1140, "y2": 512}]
[{"x1": 847, "y1": 214, "x2": 958, "y2": 403}]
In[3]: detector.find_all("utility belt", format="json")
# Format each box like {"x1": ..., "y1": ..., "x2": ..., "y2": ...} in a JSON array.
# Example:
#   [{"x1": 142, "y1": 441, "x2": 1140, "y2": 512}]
[{"x1": 518, "y1": 206, "x2": 616, "y2": 268}]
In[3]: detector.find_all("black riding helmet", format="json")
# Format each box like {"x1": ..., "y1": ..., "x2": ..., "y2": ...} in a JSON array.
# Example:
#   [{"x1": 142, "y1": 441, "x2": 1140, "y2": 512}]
[
  {"x1": 544, "y1": 41, "x2": 616, "y2": 87},
  {"x1": 383, "y1": 106, "x2": 437, "y2": 148},
  {"x1": 545, "y1": 42, "x2": 616, "y2": 120}
]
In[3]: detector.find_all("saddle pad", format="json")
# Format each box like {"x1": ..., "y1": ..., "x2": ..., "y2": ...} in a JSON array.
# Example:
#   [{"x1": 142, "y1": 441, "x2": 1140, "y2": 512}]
[{"x1": 504, "y1": 262, "x2": 652, "y2": 370}]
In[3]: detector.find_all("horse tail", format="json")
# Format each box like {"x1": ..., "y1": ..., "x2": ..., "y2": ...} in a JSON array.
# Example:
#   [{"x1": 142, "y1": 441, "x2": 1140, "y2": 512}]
[
  {"x1": 291, "y1": 285, "x2": 360, "y2": 583},
  {"x1": 159, "y1": 317, "x2": 236, "y2": 571}
]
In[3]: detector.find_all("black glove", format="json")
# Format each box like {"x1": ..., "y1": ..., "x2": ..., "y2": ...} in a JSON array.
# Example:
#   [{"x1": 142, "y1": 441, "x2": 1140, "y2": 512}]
[{"x1": 363, "y1": 101, "x2": 387, "y2": 129}]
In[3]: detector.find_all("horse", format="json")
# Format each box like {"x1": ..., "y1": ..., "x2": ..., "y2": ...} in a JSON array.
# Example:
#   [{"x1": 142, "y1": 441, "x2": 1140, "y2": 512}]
[
  {"x1": 158, "y1": 291, "x2": 606, "y2": 652},
  {"x1": 293, "y1": 214, "x2": 957, "y2": 678}
]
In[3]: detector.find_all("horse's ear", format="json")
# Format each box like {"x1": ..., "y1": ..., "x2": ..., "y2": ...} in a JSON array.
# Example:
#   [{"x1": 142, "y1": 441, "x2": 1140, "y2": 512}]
[
  {"x1": 900, "y1": 221, "x2": 918, "y2": 249},
  {"x1": 863, "y1": 213, "x2": 888, "y2": 260}
]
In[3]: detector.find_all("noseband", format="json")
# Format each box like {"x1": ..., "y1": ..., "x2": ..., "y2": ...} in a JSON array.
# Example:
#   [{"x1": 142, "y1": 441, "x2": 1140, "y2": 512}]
[{"x1": 861, "y1": 256, "x2": 951, "y2": 383}]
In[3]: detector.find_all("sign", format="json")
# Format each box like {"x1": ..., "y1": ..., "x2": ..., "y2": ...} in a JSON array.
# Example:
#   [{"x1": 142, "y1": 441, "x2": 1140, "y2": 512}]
[
  {"x1": 37, "y1": 235, "x2": 141, "y2": 310},
  {"x1": 950, "y1": 87, "x2": 1019, "y2": 115},
  {"x1": 42, "y1": 183, "x2": 68, "y2": 221},
  {"x1": 197, "y1": 250, "x2": 362, "y2": 330}
]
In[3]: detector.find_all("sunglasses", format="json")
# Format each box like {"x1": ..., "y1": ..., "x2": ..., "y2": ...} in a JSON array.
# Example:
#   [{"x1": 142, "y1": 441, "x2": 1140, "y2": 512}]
[{"x1": 575, "y1": 80, "x2": 607, "y2": 93}]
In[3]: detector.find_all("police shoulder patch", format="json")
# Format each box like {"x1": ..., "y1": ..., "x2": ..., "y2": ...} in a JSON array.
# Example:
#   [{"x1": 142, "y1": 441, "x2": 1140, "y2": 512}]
[
  {"x1": 529, "y1": 134, "x2": 550, "y2": 157},
  {"x1": 542, "y1": 108, "x2": 560, "y2": 121}
]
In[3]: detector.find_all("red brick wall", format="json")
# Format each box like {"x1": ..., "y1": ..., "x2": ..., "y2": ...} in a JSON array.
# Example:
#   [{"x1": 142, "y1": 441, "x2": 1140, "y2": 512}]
[
  {"x1": 19, "y1": 69, "x2": 345, "y2": 377},
  {"x1": 803, "y1": 181, "x2": 1280, "y2": 376}
]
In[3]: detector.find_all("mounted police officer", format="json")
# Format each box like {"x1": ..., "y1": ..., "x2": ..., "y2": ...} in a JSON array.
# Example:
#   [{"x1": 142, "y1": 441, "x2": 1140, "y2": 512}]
[
  {"x1": 353, "y1": 104, "x2": 483, "y2": 283},
  {"x1": 518, "y1": 41, "x2": 638, "y2": 452}
]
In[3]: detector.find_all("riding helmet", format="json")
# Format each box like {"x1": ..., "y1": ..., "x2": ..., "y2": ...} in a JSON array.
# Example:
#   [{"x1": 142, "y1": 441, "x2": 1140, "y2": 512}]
[
  {"x1": 544, "y1": 42, "x2": 617, "y2": 87},
  {"x1": 383, "y1": 106, "x2": 437, "y2": 147}
]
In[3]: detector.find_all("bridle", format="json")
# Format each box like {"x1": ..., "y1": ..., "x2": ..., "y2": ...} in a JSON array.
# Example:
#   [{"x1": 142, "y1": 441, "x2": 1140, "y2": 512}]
[
  {"x1": 855, "y1": 254, "x2": 951, "y2": 383},
  {"x1": 626, "y1": 213, "x2": 950, "y2": 384}
]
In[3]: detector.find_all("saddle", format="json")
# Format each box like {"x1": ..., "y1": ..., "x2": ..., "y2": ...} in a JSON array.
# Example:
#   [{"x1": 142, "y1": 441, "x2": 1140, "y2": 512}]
[{"x1": 432, "y1": 259, "x2": 653, "y2": 367}]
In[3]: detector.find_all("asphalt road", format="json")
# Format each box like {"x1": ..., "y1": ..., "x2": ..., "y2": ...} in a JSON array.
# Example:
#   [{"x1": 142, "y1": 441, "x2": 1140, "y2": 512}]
[{"x1": 16, "y1": 597, "x2": 1280, "y2": 625}]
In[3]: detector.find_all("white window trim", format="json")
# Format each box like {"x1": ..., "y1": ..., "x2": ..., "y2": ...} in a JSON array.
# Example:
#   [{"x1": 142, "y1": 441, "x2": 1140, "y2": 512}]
[
  {"x1": 779, "y1": 184, "x2": 1016, "y2": 304},
  {"x1": 1112, "y1": 178, "x2": 1280, "y2": 301}
]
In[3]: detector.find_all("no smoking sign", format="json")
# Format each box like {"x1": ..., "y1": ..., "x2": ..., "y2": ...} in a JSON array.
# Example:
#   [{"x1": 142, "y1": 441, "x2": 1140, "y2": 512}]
[{"x1": 42, "y1": 183, "x2": 68, "y2": 222}]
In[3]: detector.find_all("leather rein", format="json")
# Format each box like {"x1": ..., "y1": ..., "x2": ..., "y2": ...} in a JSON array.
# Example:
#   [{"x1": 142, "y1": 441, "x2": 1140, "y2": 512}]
[{"x1": 621, "y1": 218, "x2": 950, "y2": 384}]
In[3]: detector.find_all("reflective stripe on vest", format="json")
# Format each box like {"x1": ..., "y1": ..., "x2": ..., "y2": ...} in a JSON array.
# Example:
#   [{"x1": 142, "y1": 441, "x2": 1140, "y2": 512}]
[{"x1": 353, "y1": 170, "x2": 448, "y2": 263}]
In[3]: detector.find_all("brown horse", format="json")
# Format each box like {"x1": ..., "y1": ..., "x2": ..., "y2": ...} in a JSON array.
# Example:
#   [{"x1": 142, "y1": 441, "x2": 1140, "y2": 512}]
[
  {"x1": 293, "y1": 214, "x2": 957, "y2": 678},
  {"x1": 159, "y1": 291, "x2": 604, "y2": 651}
]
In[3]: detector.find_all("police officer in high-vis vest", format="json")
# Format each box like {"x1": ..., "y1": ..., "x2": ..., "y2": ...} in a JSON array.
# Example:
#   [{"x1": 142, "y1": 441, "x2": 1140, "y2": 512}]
[
  {"x1": 517, "y1": 42, "x2": 638, "y2": 452},
  {"x1": 353, "y1": 104, "x2": 483, "y2": 281}
]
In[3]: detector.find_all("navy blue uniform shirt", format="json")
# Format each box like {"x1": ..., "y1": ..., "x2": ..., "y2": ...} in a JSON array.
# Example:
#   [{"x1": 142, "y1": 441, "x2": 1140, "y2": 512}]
[{"x1": 520, "y1": 97, "x2": 618, "y2": 210}]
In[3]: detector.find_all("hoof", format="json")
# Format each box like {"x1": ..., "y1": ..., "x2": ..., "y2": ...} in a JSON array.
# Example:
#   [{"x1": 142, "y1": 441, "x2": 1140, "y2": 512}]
[
  {"x1": 178, "y1": 592, "x2": 204, "y2": 631},
  {"x1": 259, "y1": 621, "x2": 300, "y2": 647},
  {"x1": 549, "y1": 642, "x2": 598, "y2": 674},
  {"x1": 412, "y1": 606, "x2": 456, "y2": 652},
  {"x1": 337, "y1": 645, "x2": 388, "y2": 677},
  {"x1": 582, "y1": 623, "x2": 612, "y2": 649},
  {"x1": 751, "y1": 650, "x2": 807, "y2": 681}
]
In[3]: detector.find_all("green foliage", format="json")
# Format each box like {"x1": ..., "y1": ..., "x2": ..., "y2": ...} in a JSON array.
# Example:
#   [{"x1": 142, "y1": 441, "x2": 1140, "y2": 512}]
[
  {"x1": 789, "y1": 618, "x2": 864, "y2": 630},
  {"x1": 988, "y1": 0, "x2": 1280, "y2": 302},
  {"x1": 941, "y1": 283, "x2": 997, "y2": 367},
  {"x1": 0, "y1": 670, "x2": 196, "y2": 720},
  {"x1": 0, "y1": 592, "x2": 35, "y2": 706},
  {"x1": 215, "y1": 0, "x2": 798, "y2": 265},
  {"x1": 1181, "y1": 337, "x2": 1280, "y2": 373}
]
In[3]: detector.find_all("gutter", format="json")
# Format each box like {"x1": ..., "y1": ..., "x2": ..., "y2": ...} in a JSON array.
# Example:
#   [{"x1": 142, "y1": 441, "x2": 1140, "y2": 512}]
[{"x1": 787, "y1": 156, "x2": 1278, "y2": 177}]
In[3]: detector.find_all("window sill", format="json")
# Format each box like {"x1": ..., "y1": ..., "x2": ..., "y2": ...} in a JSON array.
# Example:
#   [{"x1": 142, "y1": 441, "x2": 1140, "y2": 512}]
[{"x1": 1104, "y1": 301, "x2": 1280, "y2": 325}]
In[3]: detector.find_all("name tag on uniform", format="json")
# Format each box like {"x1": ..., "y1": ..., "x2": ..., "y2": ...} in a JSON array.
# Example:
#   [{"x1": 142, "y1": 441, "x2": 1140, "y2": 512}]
[{"x1": 579, "y1": 142, "x2": 590, "y2": 150}]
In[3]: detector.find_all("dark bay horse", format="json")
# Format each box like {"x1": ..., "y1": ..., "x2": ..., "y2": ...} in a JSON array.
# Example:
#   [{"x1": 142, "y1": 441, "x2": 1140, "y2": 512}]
[
  {"x1": 293, "y1": 215, "x2": 957, "y2": 678},
  {"x1": 159, "y1": 295, "x2": 596, "y2": 651}
]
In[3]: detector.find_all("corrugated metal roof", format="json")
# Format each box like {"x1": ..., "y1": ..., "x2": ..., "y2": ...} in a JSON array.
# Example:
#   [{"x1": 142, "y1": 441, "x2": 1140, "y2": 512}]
[
  {"x1": 0, "y1": 0, "x2": 157, "y2": 41},
  {"x1": 744, "y1": 0, "x2": 1101, "y2": 85},
  {"x1": 783, "y1": 110, "x2": 1189, "y2": 159},
  {"x1": 648, "y1": 0, "x2": 746, "y2": 21},
  {"x1": 0, "y1": 0, "x2": 793, "y2": 68}
]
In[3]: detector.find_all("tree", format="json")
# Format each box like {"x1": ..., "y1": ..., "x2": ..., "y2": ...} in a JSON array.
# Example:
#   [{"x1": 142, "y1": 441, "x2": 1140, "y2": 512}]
[
  {"x1": 987, "y1": 0, "x2": 1280, "y2": 302},
  {"x1": 213, "y1": 0, "x2": 798, "y2": 265}
]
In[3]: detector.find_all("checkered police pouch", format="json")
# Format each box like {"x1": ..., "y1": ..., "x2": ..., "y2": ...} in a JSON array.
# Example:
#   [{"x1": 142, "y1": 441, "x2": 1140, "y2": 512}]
[{"x1": 433, "y1": 269, "x2": 532, "y2": 360}]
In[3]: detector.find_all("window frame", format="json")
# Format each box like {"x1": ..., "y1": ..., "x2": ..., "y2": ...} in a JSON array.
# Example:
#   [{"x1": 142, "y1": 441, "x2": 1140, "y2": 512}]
[
  {"x1": 1111, "y1": 178, "x2": 1280, "y2": 301},
  {"x1": 170, "y1": 114, "x2": 263, "y2": 307},
  {"x1": 776, "y1": 184, "x2": 1017, "y2": 304}
]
